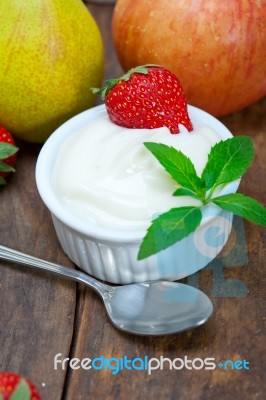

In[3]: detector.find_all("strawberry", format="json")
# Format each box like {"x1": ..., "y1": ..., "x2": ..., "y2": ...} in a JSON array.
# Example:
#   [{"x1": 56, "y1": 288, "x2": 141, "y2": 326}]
[
  {"x1": 0, "y1": 371, "x2": 41, "y2": 400},
  {"x1": 92, "y1": 65, "x2": 193, "y2": 134},
  {"x1": 0, "y1": 125, "x2": 18, "y2": 184}
]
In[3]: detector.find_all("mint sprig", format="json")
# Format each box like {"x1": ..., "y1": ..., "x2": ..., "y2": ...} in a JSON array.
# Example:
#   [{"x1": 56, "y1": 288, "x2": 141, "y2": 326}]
[
  {"x1": 138, "y1": 135, "x2": 266, "y2": 260},
  {"x1": 202, "y1": 136, "x2": 254, "y2": 198},
  {"x1": 212, "y1": 193, "x2": 266, "y2": 226},
  {"x1": 144, "y1": 142, "x2": 204, "y2": 198},
  {"x1": 138, "y1": 207, "x2": 202, "y2": 260}
]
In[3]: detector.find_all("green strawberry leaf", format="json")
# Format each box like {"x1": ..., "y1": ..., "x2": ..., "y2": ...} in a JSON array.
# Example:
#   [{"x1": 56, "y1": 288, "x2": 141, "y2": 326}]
[
  {"x1": 0, "y1": 161, "x2": 15, "y2": 172},
  {"x1": 201, "y1": 136, "x2": 254, "y2": 192},
  {"x1": 212, "y1": 193, "x2": 266, "y2": 227},
  {"x1": 0, "y1": 176, "x2": 7, "y2": 185},
  {"x1": 0, "y1": 142, "x2": 18, "y2": 159},
  {"x1": 121, "y1": 65, "x2": 149, "y2": 81},
  {"x1": 91, "y1": 79, "x2": 118, "y2": 98},
  {"x1": 138, "y1": 207, "x2": 202, "y2": 260},
  {"x1": 10, "y1": 378, "x2": 30, "y2": 400},
  {"x1": 144, "y1": 142, "x2": 203, "y2": 194},
  {"x1": 91, "y1": 65, "x2": 159, "y2": 98}
]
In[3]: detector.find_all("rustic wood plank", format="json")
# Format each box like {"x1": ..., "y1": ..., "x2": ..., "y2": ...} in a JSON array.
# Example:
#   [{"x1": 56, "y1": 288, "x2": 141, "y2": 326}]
[{"x1": 0, "y1": 141, "x2": 77, "y2": 399}]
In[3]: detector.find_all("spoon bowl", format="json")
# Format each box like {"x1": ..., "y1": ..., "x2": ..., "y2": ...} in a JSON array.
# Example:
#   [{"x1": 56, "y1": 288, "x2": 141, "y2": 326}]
[
  {"x1": 105, "y1": 281, "x2": 213, "y2": 335},
  {"x1": 0, "y1": 245, "x2": 213, "y2": 336}
]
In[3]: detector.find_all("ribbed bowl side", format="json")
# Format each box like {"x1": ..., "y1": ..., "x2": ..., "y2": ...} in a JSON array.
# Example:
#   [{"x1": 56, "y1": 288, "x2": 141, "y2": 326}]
[{"x1": 50, "y1": 208, "x2": 233, "y2": 284}]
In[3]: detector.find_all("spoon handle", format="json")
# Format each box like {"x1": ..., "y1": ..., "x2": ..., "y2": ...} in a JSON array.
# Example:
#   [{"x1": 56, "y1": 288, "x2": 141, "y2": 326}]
[{"x1": 0, "y1": 244, "x2": 111, "y2": 298}]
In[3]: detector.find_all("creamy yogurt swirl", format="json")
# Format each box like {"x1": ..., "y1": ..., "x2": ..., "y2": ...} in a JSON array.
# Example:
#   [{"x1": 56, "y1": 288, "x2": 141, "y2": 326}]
[{"x1": 52, "y1": 116, "x2": 221, "y2": 231}]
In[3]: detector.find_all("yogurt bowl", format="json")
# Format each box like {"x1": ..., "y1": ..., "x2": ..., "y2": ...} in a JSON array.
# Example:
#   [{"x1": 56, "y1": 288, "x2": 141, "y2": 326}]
[{"x1": 36, "y1": 105, "x2": 239, "y2": 284}]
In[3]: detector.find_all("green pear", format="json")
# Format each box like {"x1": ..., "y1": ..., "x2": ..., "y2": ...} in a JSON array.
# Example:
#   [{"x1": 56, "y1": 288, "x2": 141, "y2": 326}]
[{"x1": 0, "y1": 0, "x2": 104, "y2": 142}]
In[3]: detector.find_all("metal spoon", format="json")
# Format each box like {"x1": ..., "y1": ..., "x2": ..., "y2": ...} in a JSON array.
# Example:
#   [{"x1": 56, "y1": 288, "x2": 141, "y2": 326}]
[{"x1": 0, "y1": 245, "x2": 213, "y2": 336}]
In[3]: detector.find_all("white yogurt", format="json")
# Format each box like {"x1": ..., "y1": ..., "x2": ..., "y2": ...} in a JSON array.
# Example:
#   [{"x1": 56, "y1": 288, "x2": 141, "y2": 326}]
[{"x1": 52, "y1": 116, "x2": 221, "y2": 230}]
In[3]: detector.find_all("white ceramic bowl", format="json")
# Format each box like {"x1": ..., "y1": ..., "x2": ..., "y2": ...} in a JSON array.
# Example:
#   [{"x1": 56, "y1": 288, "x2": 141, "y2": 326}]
[{"x1": 36, "y1": 105, "x2": 239, "y2": 284}]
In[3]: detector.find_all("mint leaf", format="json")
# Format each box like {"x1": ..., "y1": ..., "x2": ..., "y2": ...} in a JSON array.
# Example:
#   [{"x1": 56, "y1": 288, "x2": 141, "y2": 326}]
[
  {"x1": 0, "y1": 142, "x2": 18, "y2": 159},
  {"x1": 173, "y1": 187, "x2": 199, "y2": 197},
  {"x1": 138, "y1": 207, "x2": 202, "y2": 260},
  {"x1": 212, "y1": 193, "x2": 266, "y2": 227},
  {"x1": 144, "y1": 142, "x2": 202, "y2": 194},
  {"x1": 138, "y1": 137, "x2": 264, "y2": 260},
  {"x1": 202, "y1": 136, "x2": 254, "y2": 191},
  {"x1": 10, "y1": 378, "x2": 30, "y2": 400},
  {"x1": 0, "y1": 161, "x2": 15, "y2": 172}
]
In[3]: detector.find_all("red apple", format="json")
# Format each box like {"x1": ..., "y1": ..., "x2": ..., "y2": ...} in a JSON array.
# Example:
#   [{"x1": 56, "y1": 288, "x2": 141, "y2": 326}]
[{"x1": 112, "y1": 0, "x2": 266, "y2": 116}]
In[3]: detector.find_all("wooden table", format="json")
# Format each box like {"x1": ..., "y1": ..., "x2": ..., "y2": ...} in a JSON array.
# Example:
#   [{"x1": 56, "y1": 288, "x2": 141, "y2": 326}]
[{"x1": 1, "y1": 3, "x2": 265, "y2": 399}]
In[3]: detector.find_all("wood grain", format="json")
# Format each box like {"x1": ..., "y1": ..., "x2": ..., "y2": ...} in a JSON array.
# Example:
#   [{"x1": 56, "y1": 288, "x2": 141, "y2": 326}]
[
  {"x1": 0, "y1": 140, "x2": 77, "y2": 399},
  {"x1": 0, "y1": 2, "x2": 265, "y2": 400}
]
